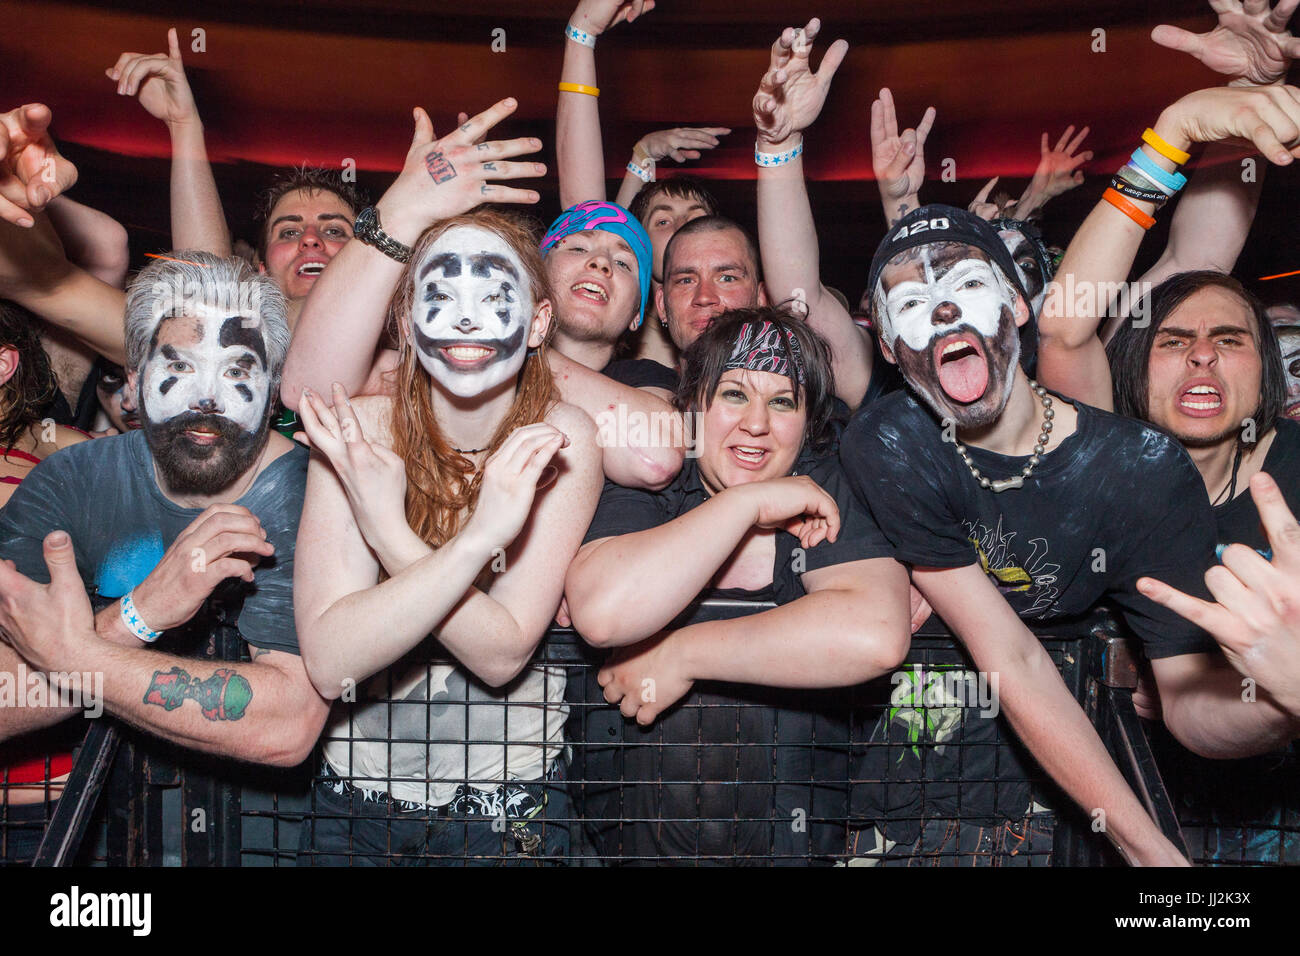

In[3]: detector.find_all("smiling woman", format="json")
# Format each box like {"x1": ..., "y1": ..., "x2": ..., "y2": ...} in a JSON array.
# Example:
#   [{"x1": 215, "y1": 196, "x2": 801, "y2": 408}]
[
  {"x1": 562, "y1": 305, "x2": 912, "y2": 862},
  {"x1": 292, "y1": 206, "x2": 604, "y2": 865}
]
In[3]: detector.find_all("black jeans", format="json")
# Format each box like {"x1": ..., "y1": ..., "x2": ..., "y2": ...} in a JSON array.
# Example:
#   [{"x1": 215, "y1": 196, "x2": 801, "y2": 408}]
[{"x1": 297, "y1": 766, "x2": 571, "y2": 866}]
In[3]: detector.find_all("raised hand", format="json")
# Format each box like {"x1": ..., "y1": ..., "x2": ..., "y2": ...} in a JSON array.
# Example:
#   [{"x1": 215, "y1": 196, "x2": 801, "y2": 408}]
[
  {"x1": 570, "y1": 0, "x2": 656, "y2": 37},
  {"x1": 460, "y1": 422, "x2": 569, "y2": 555},
  {"x1": 106, "y1": 27, "x2": 198, "y2": 127},
  {"x1": 1153, "y1": 0, "x2": 1300, "y2": 87},
  {"x1": 753, "y1": 18, "x2": 849, "y2": 148},
  {"x1": 127, "y1": 504, "x2": 275, "y2": 634},
  {"x1": 0, "y1": 532, "x2": 94, "y2": 673},
  {"x1": 1017, "y1": 125, "x2": 1093, "y2": 217},
  {"x1": 870, "y1": 87, "x2": 936, "y2": 221},
  {"x1": 968, "y1": 176, "x2": 1004, "y2": 221},
  {"x1": 298, "y1": 384, "x2": 410, "y2": 556},
  {"x1": 1162, "y1": 83, "x2": 1300, "y2": 164},
  {"x1": 636, "y1": 126, "x2": 731, "y2": 165},
  {"x1": 375, "y1": 98, "x2": 546, "y2": 245},
  {"x1": 0, "y1": 104, "x2": 78, "y2": 227},
  {"x1": 1138, "y1": 472, "x2": 1300, "y2": 718},
  {"x1": 735, "y1": 474, "x2": 841, "y2": 550}
]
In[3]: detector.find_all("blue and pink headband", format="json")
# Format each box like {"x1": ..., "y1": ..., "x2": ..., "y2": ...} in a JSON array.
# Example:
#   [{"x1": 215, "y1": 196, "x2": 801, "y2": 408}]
[{"x1": 541, "y1": 201, "x2": 652, "y2": 328}]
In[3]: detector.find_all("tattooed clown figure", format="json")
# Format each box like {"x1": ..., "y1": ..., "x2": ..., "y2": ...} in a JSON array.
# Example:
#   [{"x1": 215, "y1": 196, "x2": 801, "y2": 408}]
[
  {"x1": 125, "y1": 252, "x2": 290, "y2": 496},
  {"x1": 870, "y1": 207, "x2": 1031, "y2": 430},
  {"x1": 409, "y1": 225, "x2": 549, "y2": 398}
]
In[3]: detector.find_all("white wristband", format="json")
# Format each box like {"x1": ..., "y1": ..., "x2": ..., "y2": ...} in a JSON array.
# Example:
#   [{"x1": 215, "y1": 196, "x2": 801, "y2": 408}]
[
  {"x1": 627, "y1": 160, "x2": 654, "y2": 183},
  {"x1": 755, "y1": 140, "x2": 804, "y2": 168},
  {"x1": 565, "y1": 23, "x2": 597, "y2": 48},
  {"x1": 120, "y1": 590, "x2": 163, "y2": 644}
]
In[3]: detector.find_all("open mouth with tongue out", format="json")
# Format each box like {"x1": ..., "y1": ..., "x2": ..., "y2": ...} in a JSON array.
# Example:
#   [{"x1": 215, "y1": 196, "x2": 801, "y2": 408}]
[{"x1": 932, "y1": 331, "x2": 990, "y2": 404}]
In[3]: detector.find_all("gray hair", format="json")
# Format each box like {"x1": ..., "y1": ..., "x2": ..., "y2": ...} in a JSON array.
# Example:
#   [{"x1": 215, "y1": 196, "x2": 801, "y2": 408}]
[{"x1": 124, "y1": 250, "x2": 290, "y2": 384}]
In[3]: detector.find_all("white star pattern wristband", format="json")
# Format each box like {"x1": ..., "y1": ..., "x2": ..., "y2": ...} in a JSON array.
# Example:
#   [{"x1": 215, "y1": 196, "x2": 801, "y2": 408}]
[
  {"x1": 565, "y1": 23, "x2": 597, "y2": 47},
  {"x1": 755, "y1": 140, "x2": 804, "y2": 167},
  {"x1": 627, "y1": 160, "x2": 654, "y2": 183},
  {"x1": 121, "y1": 590, "x2": 163, "y2": 644}
]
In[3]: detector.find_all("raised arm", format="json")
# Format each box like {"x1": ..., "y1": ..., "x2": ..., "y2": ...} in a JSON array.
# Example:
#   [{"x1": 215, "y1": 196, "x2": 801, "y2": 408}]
[
  {"x1": 753, "y1": 19, "x2": 873, "y2": 409},
  {"x1": 0, "y1": 532, "x2": 329, "y2": 767},
  {"x1": 107, "y1": 28, "x2": 231, "y2": 255},
  {"x1": 915, "y1": 562, "x2": 1187, "y2": 866},
  {"x1": 44, "y1": 197, "x2": 130, "y2": 288},
  {"x1": 869, "y1": 88, "x2": 935, "y2": 228},
  {"x1": 596, "y1": 555, "x2": 910, "y2": 725},
  {"x1": 280, "y1": 99, "x2": 545, "y2": 408},
  {"x1": 0, "y1": 215, "x2": 126, "y2": 365},
  {"x1": 613, "y1": 125, "x2": 730, "y2": 209},
  {"x1": 1039, "y1": 84, "x2": 1300, "y2": 409},
  {"x1": 557, "y1": 1, "x2": 654, "y2": 209},
  {"x1": 566, "y1": 474, "x2": 840, "y2": 647}
]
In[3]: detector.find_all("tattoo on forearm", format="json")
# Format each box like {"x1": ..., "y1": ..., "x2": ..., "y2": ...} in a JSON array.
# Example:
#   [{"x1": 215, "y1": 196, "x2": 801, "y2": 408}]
[
  {"x1": 425, "y1": 150, "x2": 457, "y2": 184},
  {"x1": 144, "y1": 666, "x2": 253, "y2": 721},
  {"x1": 890, "y1": 202, "x2": 911, "y2": 225}
]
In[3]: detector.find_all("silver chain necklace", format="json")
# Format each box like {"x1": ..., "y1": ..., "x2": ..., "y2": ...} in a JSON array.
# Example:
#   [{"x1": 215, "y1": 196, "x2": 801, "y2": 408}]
[{"x1": 954, "y1": 380, "x2": 1054, "y2": 493}]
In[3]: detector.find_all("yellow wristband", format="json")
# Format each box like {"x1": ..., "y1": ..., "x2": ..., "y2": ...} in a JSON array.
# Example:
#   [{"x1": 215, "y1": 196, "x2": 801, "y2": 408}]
[
  {"x1": 558, "y1": 82, "x2": 600, "y2": 98},
  {"x1": 1141, "y1": 127, "x2": 1190, "y2": 166}
]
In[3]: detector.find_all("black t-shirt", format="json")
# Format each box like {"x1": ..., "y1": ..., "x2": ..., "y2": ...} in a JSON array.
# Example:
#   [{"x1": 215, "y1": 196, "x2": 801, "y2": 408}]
[
  {"x1": 0, "y1": 429, "x2": 307, "y2": 655},
  {"x1": 842, "y1": 389, "x2": 1216, "y2": 659},
  {"x1": 570, "y1": 452, "x2": 894, "y2": 863},
  {"x1": 1214, "y1": 418, "x2": 1300, "y2": 552},
  {"x1": 839, "y1": 390, "x2": 1217, "y2": 832},
  {"x1": 601, "y1": 358, "x2": 679, "y2": 393}
]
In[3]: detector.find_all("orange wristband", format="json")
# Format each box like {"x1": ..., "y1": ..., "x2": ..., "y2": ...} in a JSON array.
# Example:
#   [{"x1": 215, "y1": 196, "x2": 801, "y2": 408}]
[
  {"x1": 558, "y1": 82, "x2": 600, "y2": 97},
  {"x1": 1102, "y1": 187, "x2": 1156, "y2": 230}
]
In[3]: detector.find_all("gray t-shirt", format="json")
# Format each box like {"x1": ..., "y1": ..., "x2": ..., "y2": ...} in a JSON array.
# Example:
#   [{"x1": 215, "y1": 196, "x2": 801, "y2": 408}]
[{"x1": 0, "y1": 429, "x2": 307, "y2": 655}]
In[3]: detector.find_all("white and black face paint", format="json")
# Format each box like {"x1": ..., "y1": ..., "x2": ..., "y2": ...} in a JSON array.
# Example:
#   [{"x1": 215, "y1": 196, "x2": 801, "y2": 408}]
[
  {"x1": 140, "y1": 310, "x2": 271, "y2": 432},
  {"x1": 878, "y1": 244, "x2": 1021, "y2": 429},
  {"x1": 999, "y1": 228, "x2": 1047, "y2": 317},
  {"x1": 410, "y1": 226, "x2": 533, "y2": 398},
  {"x1": 139, "y1": 308, "x2": 274, "y2": 496}
]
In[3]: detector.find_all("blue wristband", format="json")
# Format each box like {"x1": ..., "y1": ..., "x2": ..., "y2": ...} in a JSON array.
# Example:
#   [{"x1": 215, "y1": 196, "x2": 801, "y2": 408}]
[
  {"x1": 565, "y1": 23, "x2": 597, "y2": 48},
  {"x1": 120, "y1": 590, "x2": 163, "y2": 644},
  {"x1": 755, "y1": 140, "x2": 804, "y2": 167},
  {"x1": 627, "y1": 160, "x2": 654, "y2": 183},
  {"x1": 1128, "y1": 148, "x2": 1187, "y2": 194}
]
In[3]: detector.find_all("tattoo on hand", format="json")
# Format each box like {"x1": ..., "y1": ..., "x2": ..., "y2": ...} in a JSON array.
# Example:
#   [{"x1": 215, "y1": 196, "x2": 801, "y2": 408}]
[
  {"x1": 144, "y1": 666, "x2": 252, "y2": 721},
  {"x1": 425, "y1": 150, "x2": 457, "y2": 184},
  {"x1": 475, "y1": 143, "x2": 490, "y2": 151},
  {"x1": 483, "y1": 162, "x2": 497, "y2": 172},
  {"x1": 480, "y1": 184, "x2": 491, "y2": 195}
]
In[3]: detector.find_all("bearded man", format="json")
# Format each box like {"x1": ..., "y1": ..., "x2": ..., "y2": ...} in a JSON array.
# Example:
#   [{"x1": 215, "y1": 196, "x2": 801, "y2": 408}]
[{"x1": 0, "y1": 251, "x2": 328, "y2": 773}]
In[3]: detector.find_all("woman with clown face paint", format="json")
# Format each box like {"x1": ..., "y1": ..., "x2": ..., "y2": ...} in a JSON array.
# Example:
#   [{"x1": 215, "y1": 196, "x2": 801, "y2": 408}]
[{"x1": 293, "y1": 207, "x2": 602, "y2": 864}]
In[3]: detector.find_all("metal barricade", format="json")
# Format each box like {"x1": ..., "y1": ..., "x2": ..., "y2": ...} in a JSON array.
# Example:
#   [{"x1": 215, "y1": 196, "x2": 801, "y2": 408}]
[{"x1": 9, "y1": 601, "x2": 1290, "y2": 866}]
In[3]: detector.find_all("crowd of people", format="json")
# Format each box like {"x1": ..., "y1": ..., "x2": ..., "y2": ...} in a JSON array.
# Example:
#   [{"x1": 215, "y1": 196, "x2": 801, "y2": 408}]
[{"x1": 1, "y1": 0, "x2": 1299, "y2": 866}]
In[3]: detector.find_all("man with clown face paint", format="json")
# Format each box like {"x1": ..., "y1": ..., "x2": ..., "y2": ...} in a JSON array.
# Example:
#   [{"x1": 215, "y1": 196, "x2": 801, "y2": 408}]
[
  {"x1": 841, "y1": 205, "x2": 1231, "y2": 866},
  {"x1": 0, "y1": 250, "x2": 330, "y2": 772}
]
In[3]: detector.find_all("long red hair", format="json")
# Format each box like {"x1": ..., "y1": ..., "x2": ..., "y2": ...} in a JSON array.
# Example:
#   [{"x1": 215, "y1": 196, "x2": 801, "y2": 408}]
[{"x1": 384, "y1": 209, "x2": 558, "y2": 548}]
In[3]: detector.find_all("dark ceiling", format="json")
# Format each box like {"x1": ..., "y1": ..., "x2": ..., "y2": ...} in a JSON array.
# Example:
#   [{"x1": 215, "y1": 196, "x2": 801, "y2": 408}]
[{"x1": 7, "y1": 0, "x2": 1300, "y2": 301}]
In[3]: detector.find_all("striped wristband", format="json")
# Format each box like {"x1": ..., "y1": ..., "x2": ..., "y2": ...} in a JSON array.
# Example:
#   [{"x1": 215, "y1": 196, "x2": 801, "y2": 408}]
[
  {"x1": 565, "y1": 23, "x2": 597, "y2": 47},
  {"x1": 755, "y1": 140, "x2": 803, "y2": 167},
  {"x1": 120, "y1": 590, "x2": 163, "y2": 643}
]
